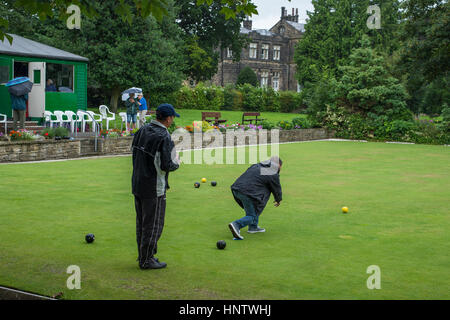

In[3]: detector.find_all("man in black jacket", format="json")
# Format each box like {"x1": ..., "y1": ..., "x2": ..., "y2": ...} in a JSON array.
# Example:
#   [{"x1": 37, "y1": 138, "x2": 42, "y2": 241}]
[
  {"x1": 228, "y1": 156, "x2": 283, "y2": 240},
  {"x1": 132, "y1": 103, "x2": 181, "y2": 269}
]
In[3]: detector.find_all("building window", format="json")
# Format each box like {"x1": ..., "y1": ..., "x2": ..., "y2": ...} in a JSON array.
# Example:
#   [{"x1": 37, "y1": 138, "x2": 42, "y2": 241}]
[
  {"x1": 227, "y1": 48, "x2": 233, "y2": 59},
  {"x1": 273, "y1": 46, "x2": 281, "y2": 61},
  {"x1": 46, "y1": 63, "x2": 74, "y2": 92},
  {"x1": 261, "y1": 44, "x2": 269, "y2": 60},
  {"x1": 272, "y1": 72, "x2": 280, "y2": 91},
  {"x1": 249, "y1": 43, "x2": 258, "y2": 59},
  {"x1": 260, "y1": 71, "x2": 269, "y2": 87},
  {"x1": 279, "y1": 26, "x2": 285, "y2": 35},
  {"x1": 0, "y1": 65, "x2": 9, "y2": 84}
]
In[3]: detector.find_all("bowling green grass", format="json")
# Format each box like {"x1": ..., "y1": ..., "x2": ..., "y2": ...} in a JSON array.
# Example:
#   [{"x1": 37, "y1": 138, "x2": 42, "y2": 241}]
[{"x1": 0, "y1": 141, "x2": 449, "y2": 300}]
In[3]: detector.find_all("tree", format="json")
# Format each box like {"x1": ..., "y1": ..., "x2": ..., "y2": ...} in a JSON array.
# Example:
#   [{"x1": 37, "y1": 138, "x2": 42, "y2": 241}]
[
  {"x1": 333, "y1": 36, "x2": 410, "y2": 120},
  {"x1": 176, "y1": 0, "x2": 253, "y2": 80},
  {"x1": 397, "y1": 0, "x2": 449, "y2": 115},
  {"x1": 0, "y1": 0, "x2": 259, "y2": 43},
  {"x1": 183, "y1": 36, "x2": 216, "y2": 83},
  {"x1": 17, "y1": 0, "x2": 186, "y2": 112},
  {"x1": 294, "y1": 0, "x2": 402, "y2": 86},
  {"x1": 236, "y1": 66, "x2": 258, "y2": 87}
]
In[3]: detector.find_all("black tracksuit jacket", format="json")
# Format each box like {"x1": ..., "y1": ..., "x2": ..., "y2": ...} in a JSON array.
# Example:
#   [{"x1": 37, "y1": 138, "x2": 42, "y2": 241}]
[
  {"x1": 231, "y1": 161, "x2": 283, "y2": 215},
  {"x1": 132, "y1": 120, "x2": 179, "y2": 199}
]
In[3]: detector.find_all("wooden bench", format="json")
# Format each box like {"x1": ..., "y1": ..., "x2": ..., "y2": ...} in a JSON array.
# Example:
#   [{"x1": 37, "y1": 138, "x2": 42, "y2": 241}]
[
  {"x1": 242, "y1": 112, "x2": 266, "y2": 125},
  {"x1": 201, "y1": 112, "x2": 227, "y2": 126}
]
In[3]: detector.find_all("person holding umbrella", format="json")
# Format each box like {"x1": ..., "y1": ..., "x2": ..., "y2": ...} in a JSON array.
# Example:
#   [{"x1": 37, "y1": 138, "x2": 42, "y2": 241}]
[
  {"x1": 125, "y1": 93, "x2": 140, "y2": 132},
  {"x1": 6, "y1": 77, "x2": 33, "y2": 131}
]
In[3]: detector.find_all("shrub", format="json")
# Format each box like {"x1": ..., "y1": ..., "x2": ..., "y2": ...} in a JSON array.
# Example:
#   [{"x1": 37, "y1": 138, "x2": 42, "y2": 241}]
[
  {"x1": 41, "y1": 128, "x2": 55, "y2": 139},
  {"x1": 277, "y1": 120, "x2": 293, "y2": 130},
  {"x1": 232, "y1": 90, "x2": 243, "y2": 111},
  {"x1": 292, "y1": 117, "x2": 312, "y2": 129},
  {"x1": 262, "y1": 87, "x2": 280, "y2": 112},
  {"x1": 260, "y1": 120, "x2": 276, "y2": 130},
  {"x1": 236, "y1": 66, "x2": 258, "y2": 87},
  {"x1": 175, "y1": 86, "x2": 196, "y2": 109},
  {"x1": 54, "y1": 126, "x2": 69, "y2": 138},
  {"x1": 238, "y1": 84, "x2": 264, "y2": 111},
  {"x1": 279, "y1": 91, "x2": 303, "y2": 113},
  {"x1": 223, "y1": 84, "x2": 236, "y2": 111},
  {"x1": 441, "y1": 104, "x2": 450, "y2": 122}
]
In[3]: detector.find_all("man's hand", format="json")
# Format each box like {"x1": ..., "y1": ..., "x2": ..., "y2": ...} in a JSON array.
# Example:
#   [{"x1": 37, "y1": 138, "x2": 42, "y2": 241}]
[{"x1": 274, "y1": 201, "x2": 281, "y2": 207}]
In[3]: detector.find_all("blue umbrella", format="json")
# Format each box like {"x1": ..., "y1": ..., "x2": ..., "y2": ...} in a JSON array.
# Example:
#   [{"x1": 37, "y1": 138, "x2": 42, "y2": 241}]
[{"x1": 6, "y1": 77, "x2": 33, "y2": 96}]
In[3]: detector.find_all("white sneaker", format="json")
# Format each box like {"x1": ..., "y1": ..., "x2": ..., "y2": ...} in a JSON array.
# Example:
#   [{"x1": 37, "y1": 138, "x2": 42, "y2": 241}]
[
  {"x1": 228, "y1": 222, "x2": 244, "y2": 240},
  {"x1": 247, "y1": 226, "x2": 266, "y2": 233}
]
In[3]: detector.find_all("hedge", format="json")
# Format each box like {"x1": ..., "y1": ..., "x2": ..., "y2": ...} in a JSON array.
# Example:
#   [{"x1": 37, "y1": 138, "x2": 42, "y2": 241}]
[{"x1": 174, "y1": 83, "x2": 303, "y2": 112}]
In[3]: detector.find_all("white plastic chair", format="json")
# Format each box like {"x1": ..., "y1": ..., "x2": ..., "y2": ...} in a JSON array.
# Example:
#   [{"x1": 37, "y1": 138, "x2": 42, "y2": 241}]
[
  {"x1": 53, "y1": 110, "x2": 71, "y2": 128},
  {"x1": 0, "y1": 113, "x2": 7, "y2": 134},
  {"x1": 99, "y1": 105, "x2": 115, "y2": 130},
  {"x1": 119, "y1": 112, "x2": 127, "y2": 132},
  {"x1": 44, "y1": 111, "x2": 59, "y2": 128},
  {"x1": 86, "y1": 111, "x2": 103, "y2": 131},
  {"x1": 77, "y1": 111, "x2": 93, "y2": 133},
  {"x1": 64, "y1": 111, "x2": 79, "y2": 133}
]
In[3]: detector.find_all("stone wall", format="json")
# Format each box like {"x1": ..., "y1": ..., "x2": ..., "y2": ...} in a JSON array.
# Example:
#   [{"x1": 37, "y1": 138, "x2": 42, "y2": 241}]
[
  {"x1": 0, "y1": 140, "x2": 80, "y2": 162},
  {"x1": 0, "y1": 129, "x2": 334, "y2": 163}
]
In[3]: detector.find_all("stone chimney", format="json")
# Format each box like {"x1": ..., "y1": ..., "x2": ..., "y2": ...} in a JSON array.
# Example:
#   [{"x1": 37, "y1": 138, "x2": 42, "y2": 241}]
[
  {"x1": 243, "y1": 18, "x2": 252, "y2": 30},
  {"x1": 281, "y1": 7, "x2": 300, "y2": 22}
]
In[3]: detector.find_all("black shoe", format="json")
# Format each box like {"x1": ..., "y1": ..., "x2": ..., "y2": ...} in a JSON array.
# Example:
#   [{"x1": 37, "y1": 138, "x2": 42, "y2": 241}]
[{"x1": 140, "y1": 257, "x2": 167, "y2": 270}]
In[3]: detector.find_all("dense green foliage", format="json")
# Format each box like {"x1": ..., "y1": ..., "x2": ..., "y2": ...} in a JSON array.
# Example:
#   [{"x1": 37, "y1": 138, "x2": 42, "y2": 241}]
[
  {"x1": 175, "y1": 84, "x2": 304, "y2": 114},
  {"x1": 236, "y1": 66, "x2": 258, "y2": 87},
  {"x1": 0, "y1": 0, "x2": 258, "y2": 42},
  {"x1": 398, "y1": 0, "x2": 449, "y2": 115},
  {"x1": 176, "y1": 0, "x2": 251, "y2": 82},
  {"x1": 296, "y1": 0, "x2": 449, "y2": 145},
  {"x1": 294, "y1": 0, "x2": 401, "y2": 85}
]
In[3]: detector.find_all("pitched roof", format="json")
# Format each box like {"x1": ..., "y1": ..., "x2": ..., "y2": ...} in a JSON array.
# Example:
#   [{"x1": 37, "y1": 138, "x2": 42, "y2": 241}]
[
  {"x1": 0, "y1": 34, "x2": 88, "y2": 62},
  {"x1": 240, "y1": 28, "x2": 276, "y2": 37},
  {"x1": 285, "y1": 21, "x2": 305, "y2": 32}
]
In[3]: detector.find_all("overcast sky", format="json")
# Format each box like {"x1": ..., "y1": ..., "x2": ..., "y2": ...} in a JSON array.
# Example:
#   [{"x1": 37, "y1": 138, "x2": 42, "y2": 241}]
[{"x1": 250, "y1": 0, "x2": 314, "y2": 30}]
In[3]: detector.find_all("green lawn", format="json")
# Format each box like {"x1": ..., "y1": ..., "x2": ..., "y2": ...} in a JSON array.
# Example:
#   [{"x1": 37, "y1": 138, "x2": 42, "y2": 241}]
[
  {"x1": 0, "y1": 141, "x2": 449, "y2": 299},
  {"x1": 88, "y1": 107, "x2": 306, "y2": 129}
]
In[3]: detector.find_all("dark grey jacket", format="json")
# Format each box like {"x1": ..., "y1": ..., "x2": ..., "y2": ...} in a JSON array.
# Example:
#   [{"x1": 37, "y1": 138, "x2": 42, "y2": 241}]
[
  {"x1": 231, "y1": 160, "x2": 282, "y2": 215},
  {"x1": 132, "y1": 120, "x2": 179, "y2": 199}
]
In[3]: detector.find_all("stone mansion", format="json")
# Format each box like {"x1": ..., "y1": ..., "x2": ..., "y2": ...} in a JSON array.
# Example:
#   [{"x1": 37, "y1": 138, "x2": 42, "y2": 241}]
[{"x1": 212, "y1": 7, "x2": 305, "y2": 92}]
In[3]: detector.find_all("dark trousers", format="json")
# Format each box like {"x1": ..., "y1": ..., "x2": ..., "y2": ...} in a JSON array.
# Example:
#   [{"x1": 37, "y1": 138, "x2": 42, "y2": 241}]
[
  {"x1": 12, "y1": 109, "x2": 25, "y2": 131},
  {"x1": 135, "y1": 194, "x2": 166, "y2": 266}
]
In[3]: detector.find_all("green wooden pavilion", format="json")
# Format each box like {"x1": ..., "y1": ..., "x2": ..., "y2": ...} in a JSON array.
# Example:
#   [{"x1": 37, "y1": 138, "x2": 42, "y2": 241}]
[{"x1": 0, "y1": 34, "x2": 88, "y2": 120}]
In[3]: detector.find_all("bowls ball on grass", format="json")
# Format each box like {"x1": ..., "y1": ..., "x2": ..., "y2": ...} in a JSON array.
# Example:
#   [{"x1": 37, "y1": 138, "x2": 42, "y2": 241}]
[
  {"x1": 85, "y1": 233, "x2": 95, "y2": 243},
  {"x1": 211, "y1": 181, "x2": 217, "y2": 187},
  {"x1": 216, "y1": 240, "x2": 226, "y2": 250},
  {"x1": 201, "y1": 178, "x2": 207, "y2": 183},
  {"x1": 342, "y1": 207, "x2": 349, "y2": 214},
  {"x1": 194, "y1": 182, "x2": 201, "y2": 188}
]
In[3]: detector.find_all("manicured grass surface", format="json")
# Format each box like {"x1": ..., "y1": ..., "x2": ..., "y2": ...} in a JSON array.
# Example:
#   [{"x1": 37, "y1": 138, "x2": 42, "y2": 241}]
[
  {"x1": 0, "y1": 141, "x2": 449, "y2": 299},
  {"x1": 88, "y1": 107, "x2": 306, "y2": 129}
]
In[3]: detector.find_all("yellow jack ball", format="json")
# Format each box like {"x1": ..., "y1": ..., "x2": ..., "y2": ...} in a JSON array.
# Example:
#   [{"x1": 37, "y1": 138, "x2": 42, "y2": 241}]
[
  {"x1": 342, "y1": 207, "x2": 349, "y2": 213},
  {"x1": 201, "y1": 178, "x2": 207, "y2": 183}
]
